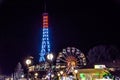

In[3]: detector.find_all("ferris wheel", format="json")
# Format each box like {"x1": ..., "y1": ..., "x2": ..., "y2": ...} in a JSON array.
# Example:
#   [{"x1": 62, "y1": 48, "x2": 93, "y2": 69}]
[{"x1": 56, "y1": 47, "x2": 87, "y2": 73}]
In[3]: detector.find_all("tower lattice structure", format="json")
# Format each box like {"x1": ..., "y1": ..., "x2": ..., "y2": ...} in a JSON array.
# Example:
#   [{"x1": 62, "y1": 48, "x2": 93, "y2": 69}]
[{"x1": 39, "y1": 13, "x2": 50, "y2": 62}]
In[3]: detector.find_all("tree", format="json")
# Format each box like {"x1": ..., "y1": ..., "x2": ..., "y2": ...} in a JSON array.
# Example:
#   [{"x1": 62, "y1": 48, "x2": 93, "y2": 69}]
[
  {"x1": 14, "y1": 62, "x2": 24, "y2": 80},
  {"x1": 87, "y1": 45, "x2": 119, "y2": 64}
]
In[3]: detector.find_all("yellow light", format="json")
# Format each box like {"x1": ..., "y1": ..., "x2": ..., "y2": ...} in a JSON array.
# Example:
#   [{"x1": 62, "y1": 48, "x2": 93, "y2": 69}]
[
  {"x1": 21, "y1": 74, "x2": 24, "y2": 78},
  {"x1": 25, "y1": 59, "x2": 31, "y2": 65},
  {"x1": 74, "y1": 69, "x2": 78, "y2": 74},
  {"x1": 47, "y1": 53, "x2": 54, "y2": 61},
  {"x1": 94, "y1": 65, "x2": 106, "y2": 69},
  {"x1": 34, "y1": 72, "x2": 38, "y2": 76},
  {"x1": 60, "y1": 71, "x2": 64, "y2": 75},
  {"x1": 57, "y1": 73, "x2": 60, "y2": 76},
  {"x1": 51, "y1": 74, "x2": 54, "y2": 78}
]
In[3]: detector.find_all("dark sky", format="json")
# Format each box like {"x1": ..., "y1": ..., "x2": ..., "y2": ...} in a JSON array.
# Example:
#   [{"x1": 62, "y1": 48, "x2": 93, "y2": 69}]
[{"x1": 0, "y1": 0, "x2": 120, "y2": 75}]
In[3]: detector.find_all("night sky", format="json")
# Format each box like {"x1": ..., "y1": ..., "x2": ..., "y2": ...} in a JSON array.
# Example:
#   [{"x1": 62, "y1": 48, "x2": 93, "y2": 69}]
[{"x1": 0, "y1": 0, "x2": 120, "y2": 75}]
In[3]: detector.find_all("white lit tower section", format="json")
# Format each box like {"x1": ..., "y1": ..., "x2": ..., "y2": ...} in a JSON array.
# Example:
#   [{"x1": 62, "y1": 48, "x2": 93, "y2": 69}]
[{"x1": 39, "y1": 13, "x2": 50, "y2": 62}]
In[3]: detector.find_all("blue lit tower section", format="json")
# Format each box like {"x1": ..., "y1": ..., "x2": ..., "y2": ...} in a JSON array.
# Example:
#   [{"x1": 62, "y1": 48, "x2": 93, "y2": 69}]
[{"x1": 39, "y1": 13, "x2": 50, "y2": 62}]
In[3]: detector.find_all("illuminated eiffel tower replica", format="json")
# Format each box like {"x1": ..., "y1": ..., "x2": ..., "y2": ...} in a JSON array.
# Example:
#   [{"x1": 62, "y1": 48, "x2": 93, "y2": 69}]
[
  {"x1": 28, "y1": 1, "x2": 53, "y2": 78},
  {"x1": 39, "y1": 13, "x2": 50, "y2": 62},
  {"x1": 28, "y1": 12, "x2": 51, "y2": 78},
  {"x1": 38, "y1": 1, "x2": 51, "y2": 71}
]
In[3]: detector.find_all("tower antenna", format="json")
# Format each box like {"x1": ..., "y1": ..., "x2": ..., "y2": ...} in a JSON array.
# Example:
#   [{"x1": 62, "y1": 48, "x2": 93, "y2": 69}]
[{"x1": 44, "y1": 0, "x2": 47, "y2": 12}]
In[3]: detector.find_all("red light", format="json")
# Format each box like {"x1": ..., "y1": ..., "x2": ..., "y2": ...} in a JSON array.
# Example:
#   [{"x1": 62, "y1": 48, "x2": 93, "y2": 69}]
[
  {"x1": 43, "y1": 15, "x2": 48, "y2": 28},
  {"x1": 43, "y1": 16, "x2": 48, "y2": 19}
]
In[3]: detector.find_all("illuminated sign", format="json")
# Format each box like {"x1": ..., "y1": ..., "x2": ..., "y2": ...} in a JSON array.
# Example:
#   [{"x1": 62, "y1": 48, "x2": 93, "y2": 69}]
[{"x1": 94, "y1": 65, "x2": 106, "y2": 69}]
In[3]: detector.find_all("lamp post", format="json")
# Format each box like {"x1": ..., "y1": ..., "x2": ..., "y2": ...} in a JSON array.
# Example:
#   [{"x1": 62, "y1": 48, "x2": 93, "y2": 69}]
[
  {"x1": 74, "y1": 69, "x2": 78, "y2": 80},
  {"x1": 47, "y1": 53, "x2": 54, "y2": 80},
  {"x1": 25, "y1": 59, "x2": 32, "y2": 80}
]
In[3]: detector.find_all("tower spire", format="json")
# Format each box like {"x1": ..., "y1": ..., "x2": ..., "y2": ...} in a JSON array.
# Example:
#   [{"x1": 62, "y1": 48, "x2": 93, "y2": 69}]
[{"x1": 44, "y1": 0, "x2": 47, "y2": 12}]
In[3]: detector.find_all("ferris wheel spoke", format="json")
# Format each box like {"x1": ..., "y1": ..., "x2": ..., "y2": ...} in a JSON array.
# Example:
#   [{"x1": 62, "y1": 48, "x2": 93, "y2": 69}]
[
  {"x1": 63, "y1": 51, "x2": 69, "y2": 56},
  {"x1": 61, "y1": 54, "x2": 67, "y2": 58},
  {"x1": 57, "y1": 58, "x2": 67, "y2": 63}
]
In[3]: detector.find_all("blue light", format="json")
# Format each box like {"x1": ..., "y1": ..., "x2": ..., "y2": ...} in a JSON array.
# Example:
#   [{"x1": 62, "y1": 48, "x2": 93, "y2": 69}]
[{"x1": 39, "y1": 27, "x2": 51, "y2": 62}]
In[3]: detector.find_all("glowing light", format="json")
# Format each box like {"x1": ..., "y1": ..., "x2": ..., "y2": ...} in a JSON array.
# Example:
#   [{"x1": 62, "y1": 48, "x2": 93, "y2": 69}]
[
  {"x1": 21, "y1": 75, "x2": 24, "y2": 78},
  {"x1": 51, "y1": 74, "x2": 54, "y2": 78},
  {"x1": 45, "y1": 75, "x2": 49, "y2": 79},
  {"x1": 43, "y1": 14, "x2": 48, "y2": 28},
  {"x1": 74, "y1": 69, "x2": 78, "y2": 74},
  {"x1": 94, "y1": 65, "x2": 106, "y2": 69},
  {"x1": 47, "y1": 53, "x2": 54, "y2": 61},
  {"x1": 57, "y1": 73, "x2": 60, "y2": 76},
  {"x1": 34, "y1": 73, "x2": 38, "y2": 76},
  {"x1": 60, "y1": 71, "x2": 64, "y2": 75},
  {"x1": 80, "y1": 73, "x2": 86, "y2": 80},
  {"x1": 25, "y1": 59, "x2": 31, "y2": 66}
]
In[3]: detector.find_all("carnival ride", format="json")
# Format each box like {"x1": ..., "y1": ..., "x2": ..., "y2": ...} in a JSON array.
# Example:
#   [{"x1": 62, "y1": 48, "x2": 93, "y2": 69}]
[{"x1": 56, "y1": 47, "x2": 87, "y2": 74}]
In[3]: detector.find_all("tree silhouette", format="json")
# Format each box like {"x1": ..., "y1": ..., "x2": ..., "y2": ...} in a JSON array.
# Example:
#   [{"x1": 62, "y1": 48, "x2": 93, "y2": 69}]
[
  {"x1": 87, "y1": 45, "x2": 119, "y2": 64},
  {"x1": 14, "y1": 62, "x2": 24, "y2": 80}
]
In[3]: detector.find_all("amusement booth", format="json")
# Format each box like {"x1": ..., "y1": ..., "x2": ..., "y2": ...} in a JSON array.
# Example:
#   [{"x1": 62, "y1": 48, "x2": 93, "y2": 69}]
[{"x1": 76, "y1": 65, "x2": 113, "y2": 80}]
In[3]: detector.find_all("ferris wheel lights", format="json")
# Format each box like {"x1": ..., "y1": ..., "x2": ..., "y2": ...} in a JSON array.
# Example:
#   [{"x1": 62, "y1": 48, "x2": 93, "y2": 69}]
[
  {"x1": 60, "y1": 71, "x2": 64, "y2": 75},
  {"x1": 59, "y1": 52, "x2": 62, "y2": 54},
  {"x1": 83, "y1": 63, "x2": 87, "y2": 65},
  {"x1": 56, "y1": 47, "x2": 87, "y2": 74},
  {"x1": 21, "y1": 74, "x2": 24, "y2": 78},
  {"x1": 56, "y1": 65, "x2": 60, "y2": 69},
  {"x1": 51, "y1": 74, "x2": 54, "y2": 78},
  {"x1": 57, "y1": 73, "x2": 60, "y2": 76},
  {"x1": 34, "y1": 72, "x2": 38, "y2": 76},
  {"x1": 58, "y1": 54, "x2": 62, "y2": 57},
  {"x1": 45, "y1": 75, "x2": 49, "y2": 79}
]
